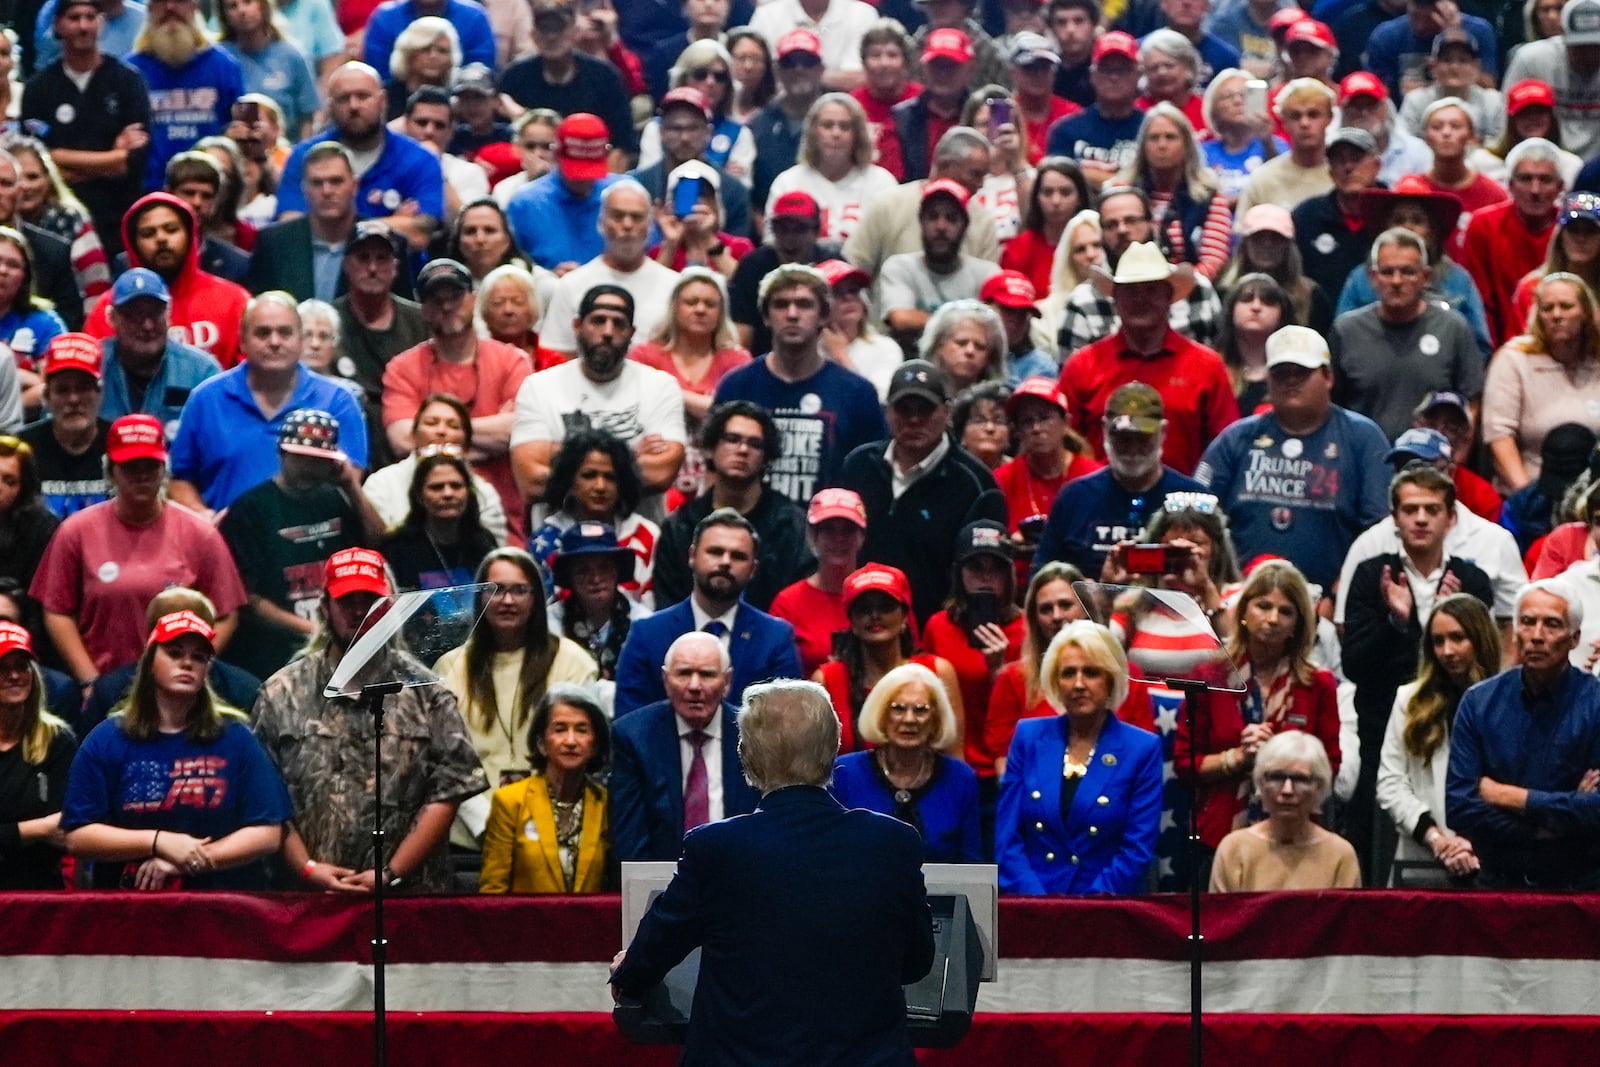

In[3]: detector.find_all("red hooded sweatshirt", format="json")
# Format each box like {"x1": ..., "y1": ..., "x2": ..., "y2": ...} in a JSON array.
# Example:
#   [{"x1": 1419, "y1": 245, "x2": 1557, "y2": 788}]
[{"x1": 84, "y1": 192, "x2": 251, "y2": 368}]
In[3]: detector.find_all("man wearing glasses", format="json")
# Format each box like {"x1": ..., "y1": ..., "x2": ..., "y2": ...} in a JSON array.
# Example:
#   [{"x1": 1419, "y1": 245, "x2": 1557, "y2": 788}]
[
  {"x1": 652, "y1": 400, "x2": 814, "y2": 611},
  {"x1": 627, "y1": 86, "x2": 753, "y2": 240},
  {"x1": 748, "y1": 0, "x2": 878, "y2": 89}
]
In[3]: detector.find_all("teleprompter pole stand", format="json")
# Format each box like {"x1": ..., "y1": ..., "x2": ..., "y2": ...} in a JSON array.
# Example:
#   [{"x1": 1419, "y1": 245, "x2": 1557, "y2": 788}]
[
  {"x1": 362, "y1": 679, "x2": 404, "y2": 1067},
  {"x1": 1164, "y1": 676, "x2": 1210, "y2": 1067}
]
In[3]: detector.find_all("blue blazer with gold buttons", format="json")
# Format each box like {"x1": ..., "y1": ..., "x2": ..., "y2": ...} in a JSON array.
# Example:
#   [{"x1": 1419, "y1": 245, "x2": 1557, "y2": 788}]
[{"x1": 995, "y1": 712, "x2": 1163, "y2": 895}]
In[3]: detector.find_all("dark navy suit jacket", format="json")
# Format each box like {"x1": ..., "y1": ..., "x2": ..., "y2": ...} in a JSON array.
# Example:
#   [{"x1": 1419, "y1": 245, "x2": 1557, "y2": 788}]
[
  {"x1": 609, "y1": 698, "x2": 761, "y2": 863},
  {"x1": 613, "y1": 598, "x2": 802, "y2": 717},
  {"x1": 610, "y1": 784, "x2": 935, "y2": 1065}
]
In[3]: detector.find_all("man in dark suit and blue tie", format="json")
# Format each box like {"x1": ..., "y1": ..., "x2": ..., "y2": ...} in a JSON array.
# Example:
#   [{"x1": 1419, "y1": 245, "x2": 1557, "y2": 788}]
[
  {"x1": 614, "y1": 507, "x2": 803, "y2": 715},
  {"x1": 610, "y1": 631, "x2": 762, "y2": 863},
  {"x1": 610, "y1": 677, "x2": 935, "y2": 1065}
]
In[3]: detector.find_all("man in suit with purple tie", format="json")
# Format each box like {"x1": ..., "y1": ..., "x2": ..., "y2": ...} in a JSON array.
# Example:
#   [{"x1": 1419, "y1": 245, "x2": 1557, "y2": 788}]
[{"x1": 610, "y1": 631, "x2": 763, "y2": 863}]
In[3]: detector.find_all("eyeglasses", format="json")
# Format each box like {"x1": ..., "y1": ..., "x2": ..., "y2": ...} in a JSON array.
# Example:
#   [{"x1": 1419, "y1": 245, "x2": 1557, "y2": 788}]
[
  {"x1": 1262, "y1": 771, "x2": 1316, "y2": 790},
  {"x1": 492, "y1": 583, "x2": 536, "y2": 599},
  {"x1": 718, "y1": 431, "x2": 766, "y2": 452},
  {"x1": 967, "y1": 415, "x2": 1008, "y2": 429},
  {"x1": 688, "y1": 66, "x2": 730, "y2": 83},
  {"x1": 417, "y1": 442, "x2": 465, "y2": 459},
  {"x1": 888, "y1": 701, "x2": 933, "y2": 717}
]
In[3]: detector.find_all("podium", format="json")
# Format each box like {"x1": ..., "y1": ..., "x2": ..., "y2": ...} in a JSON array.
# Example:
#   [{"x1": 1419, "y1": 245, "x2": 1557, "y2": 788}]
[{"x1": 613, "y1": 861, "x2": 997, "y2": 1048}]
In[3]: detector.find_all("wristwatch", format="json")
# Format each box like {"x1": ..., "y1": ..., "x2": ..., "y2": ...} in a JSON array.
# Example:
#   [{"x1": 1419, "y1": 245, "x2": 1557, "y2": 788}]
[{"x1": 382, "y1": 864, "x2": 402, "y2": 889}]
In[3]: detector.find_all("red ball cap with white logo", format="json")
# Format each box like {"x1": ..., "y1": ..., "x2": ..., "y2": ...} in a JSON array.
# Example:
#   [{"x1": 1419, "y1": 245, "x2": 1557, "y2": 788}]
[
  {"x1": 807, "y1": 486, "x2": 868, "y2": 527},
  {"x1": 0, "y1": 621, "x2": 35, "y2": 661},
  {"x1": 325, "y1": 547, "x2": 391, "y2": 599},
  {"x1": 106, "y1": 414, "x2": 167, "y2": 464},
  {"x1": 843, "y1": 563, "x2": 913, "y2": 612},
  {"x1": 149, "y1": 610, "x2": 216, "y2": 649},
  {"x1": 42, "y1": 332, "x2": 103, "y2": 380},
  {"x1": 980, "y1": 269, "x2": 1040, "y2": 311},
  {"x1": 556, "y1": 113, "x2": 611, "y2": 182}
]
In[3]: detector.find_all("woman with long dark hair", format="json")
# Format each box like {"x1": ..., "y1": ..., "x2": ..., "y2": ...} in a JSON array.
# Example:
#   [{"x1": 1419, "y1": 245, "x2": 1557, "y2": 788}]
[
  {"x1": 61, "y1": 610, "x2": 290, "y2": 889},
  {"x1": 434, "y1": 547, "x2": 597, "y2": 792},
  {"x1": 1214, "y1": 272, "x2": 1295, "y2": 415},
  {"x1": 528, "y1": 430, "x2": 658, "y2": 605},
  {"x1": 1377, "y1": 594, "x2": 1501, "y2": 885},
  {"x1": 0, "y1": 621, "x2": 75, "y2": 888},
  {"x1": 480, "y1": 684, "x2": 611, "y2": 893},
  {"x1": 1001, "y1": 157, "x2": 1091, "y2": 295},
  {"x1": 811, "y1": 563, "x2": 963, "y2": 754},
  {"x1": 1216, "y1": 205, "x2": 1330, "y2": 336},
  {"x1": 382, "y1": 450, "x2": 500, "y2": 590},
  {"x1": 727, "y1": 30, "x2": 778, "y2": 124}
]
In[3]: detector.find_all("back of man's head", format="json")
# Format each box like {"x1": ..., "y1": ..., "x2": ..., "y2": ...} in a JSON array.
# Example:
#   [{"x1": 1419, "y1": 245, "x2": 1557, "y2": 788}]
[{"x1": 737, "y1": 679, "x2": 840, "y2": 794}]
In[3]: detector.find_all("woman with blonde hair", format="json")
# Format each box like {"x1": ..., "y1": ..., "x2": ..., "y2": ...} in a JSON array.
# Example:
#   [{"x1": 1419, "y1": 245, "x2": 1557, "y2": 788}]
[
  {"x1": 7, "y1": 136, "x2": 110, "y2": 323},
  {"x1": 1507, "y1": 193, "x2": 1600, "y2": 334},
  {"x1": 383, "y1": 16, "x2": 461, "y2": 120},
  {"x1": 1377, "y1": 594, "x2": 1500, "y2": 886},
  {"x1": 1035, "y1": 209, "x2": 1105, "y2": 359},
  {"x1": 763, "y1": 93, "x2": 897, "y2": 245},
  {"x1": 216, "y1": 0, "x2": 320, "y2": 138},
  {"x1": 1483, "y1": 271, "x2": 1600, "y2": 492},
  {"x1": 830, "y1": 663, "x2": 981, "y2": 863},
  {"x1": 61, "y1": 610, "x2": 290, "y2": 890},
  {"x1": 475, "y1": 263, "x2": 556, "y2": 369},
  {"x1": 0, "y1": 621, "x2": 76, "y2": 888},
  {"x1": 1113, "y1": 102, "x2": 1233, "y2": 279},
  {"x1": 996, "y1": 620, "x2": 1164, "y2": 895},
  {"x1": 1201, "y1": 69, "x2": 1284, "y2": 205}
]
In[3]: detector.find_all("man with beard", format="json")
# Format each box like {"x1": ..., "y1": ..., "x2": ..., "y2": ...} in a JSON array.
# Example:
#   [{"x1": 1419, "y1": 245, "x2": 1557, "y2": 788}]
[
  {"x1": 1059, "y1": 242, "x2": 1236, "y2": 474},
  {"x1": 381, "y1": 259, "x2": 533, "y2": 540},
  {"x1": 608, "y1": 630, "x2": 762, "y2": 860},
  {"x1": 95, "y1": 267, "x2": 221, "y2": 431},
  {"x1": 1031, "y1": 381, "x2": 1205, "y2": 579},
  {"x1": 878, "y1": 178, "x2": 1001, "y2": 347},
  {"x1": 22, "y1": 0, "x2": 151, "y2": 258},
  {"x1": 83, "y1": 192, "x2": 251, "y2": 367},
  {"x1": 218, "y1": 408, "x2": 383, "y2": 680},
  {"x1": 652, "y1": 400, "x2": 814, "y2": 612},
  {"x1": 252, "y1": 547, "x2": 490, "y2": 894},
  {"x1": 276, "y1": 63, "x2": 445, "y2": 251},
  {"x1": 19, "y1": 332, "x2": 113, "y2": 516},
  {"x1": 168, "y1": 292, "x2": 370, "y2": 516},
  {"x1": 124, "y1": 0, "x2": 243, "y2": 191},
  {"x1": 509, "y1": 284, "x2": 687, "y2": 514},
  {"x1": 612, "y1": 510, "x2": 802, "y2": 716},
  {"x1": 840, "y1": 360, "x2": 1006, "y2": 624},
  {"x1": 534, "y1": 181, "x2": 681, "y2": 358},
  {"x1": 1058, "y1": 186, "x2": 1223, "y2": 352},
  {"x1": 1195, "y1": 324, "x2": 1391, "y2": 592}
]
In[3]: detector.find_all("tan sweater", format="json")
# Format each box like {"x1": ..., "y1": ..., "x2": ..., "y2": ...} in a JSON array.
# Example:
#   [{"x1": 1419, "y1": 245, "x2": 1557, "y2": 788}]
[{"x1": 1209, "y1": 824, "x2": 1362, "y2": 892}]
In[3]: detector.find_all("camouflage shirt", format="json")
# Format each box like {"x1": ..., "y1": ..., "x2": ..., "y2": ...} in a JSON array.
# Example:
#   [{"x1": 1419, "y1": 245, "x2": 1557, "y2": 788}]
[{"x1": 252, "y1": 645, "x2": 489, "y2": 893}]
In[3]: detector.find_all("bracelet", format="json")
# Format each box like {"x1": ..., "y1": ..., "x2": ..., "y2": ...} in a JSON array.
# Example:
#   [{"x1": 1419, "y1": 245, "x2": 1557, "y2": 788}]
[
  {"x1": 301, "y1": 859, "x2": 318, "y2": 880},
  {"x1": 151, "y1": 829, "x2": 161, "y2": 858}
]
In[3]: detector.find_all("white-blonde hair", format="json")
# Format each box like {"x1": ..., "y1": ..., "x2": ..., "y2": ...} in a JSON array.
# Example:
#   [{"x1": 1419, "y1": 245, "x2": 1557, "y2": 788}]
[
  {"x1": 390, "y1": 15, "x2": 461, "y2": 82},
  {"x1": 474, "y1": 263, "x2": 542, "y2": 337},
  {"x1": 1039, "y1": 620, "x2": 1130, "y2": 712},
  {"x1": 1252, "y1": 730, "x2": 1333, "y2": 810},
  {"x1": 857, "y1": 662, "x2": 958, "y2": 748}
]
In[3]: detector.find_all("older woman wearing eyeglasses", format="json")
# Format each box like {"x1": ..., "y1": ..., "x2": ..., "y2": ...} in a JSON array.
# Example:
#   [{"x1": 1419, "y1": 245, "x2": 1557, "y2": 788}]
[
  {"x1": 830, "y1": 663, "x2": 981, "y2": 863},
  {"x1": 1210, "y1": 731, "x2": 1359, "y2": 891}
]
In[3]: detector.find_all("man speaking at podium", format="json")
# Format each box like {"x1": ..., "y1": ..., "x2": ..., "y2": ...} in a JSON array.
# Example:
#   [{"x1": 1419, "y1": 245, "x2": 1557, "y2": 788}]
[{"x1": 609, "y1": 678, "x2": 936, "y2": 1065}]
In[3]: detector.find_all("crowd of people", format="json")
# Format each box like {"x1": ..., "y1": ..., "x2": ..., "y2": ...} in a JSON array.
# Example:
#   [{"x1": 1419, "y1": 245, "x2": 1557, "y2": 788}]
[{"x1": 2, "y1": 0, "x2": 1600, "y2": 901}]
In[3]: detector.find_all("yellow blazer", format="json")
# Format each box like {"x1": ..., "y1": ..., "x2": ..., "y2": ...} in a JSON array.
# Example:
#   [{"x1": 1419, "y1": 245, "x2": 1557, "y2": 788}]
[{"x1": 479, "y1": 773, "x2": 608, "y2": 894}]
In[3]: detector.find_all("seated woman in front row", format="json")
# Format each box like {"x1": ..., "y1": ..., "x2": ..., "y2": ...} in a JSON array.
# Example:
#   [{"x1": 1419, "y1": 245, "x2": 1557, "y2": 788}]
[
  {"x1": 1210, "y1": 731, "x2": 1360, "y2": 892},
  {"x1": 61, "y1": 611, "x2": 290, "y2": 890},
  {"x1": 995, "y1": 620, "x2": 1163, "y2": 895},
  {"x1": 830, "y1": 663, "x2": 982, "y2": 864}
]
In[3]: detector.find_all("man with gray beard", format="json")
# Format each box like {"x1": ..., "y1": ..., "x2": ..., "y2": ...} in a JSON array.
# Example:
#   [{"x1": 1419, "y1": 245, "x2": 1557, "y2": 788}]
[
  {"x1": 124, "y1": 0, "x2": 243, "y2": 191},
  {"x1": 1031, "y1": 381, "x2": 1205, "y2": 580}
]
